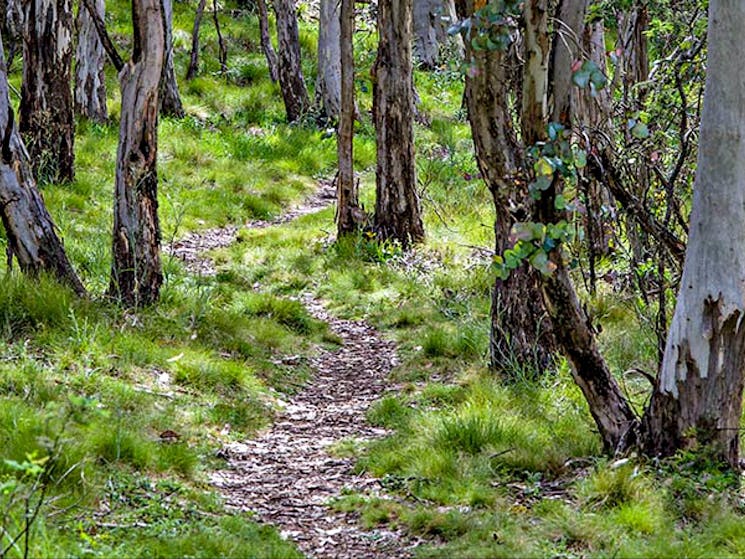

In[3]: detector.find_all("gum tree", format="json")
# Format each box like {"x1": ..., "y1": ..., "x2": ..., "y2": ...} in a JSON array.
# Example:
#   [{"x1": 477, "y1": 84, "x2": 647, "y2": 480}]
[
  {"x1": 0, "y1": 35, "x2": 84, "y2": 293},
  {"x1": 316, "y1": 0, "x2": 341, "y2": 119},
  {"x1": 454, "y1": 0, "x2": 557, "y2": 374},
  {"x1": 335, "y1": 0, "x2": 362, "y2": 236},
  {"x1": 373, "y1": 0, "x2": 424, "y2": 246},
  {"x1": 74, "y1": 0, "x2": 107, "y2": 123},
  {"x1": 641, "y1": 0, "x2": 745, "y2": 466},
  {"x1": 20, "y1": 0, "x2": 75, "y2": 183},
  {"x1": 274, "y1": 0, "x2": 309, "y2": 122},
  {"x1": 159, "y1": 0, "x2": 184, "y2": 117},
  {"x1": 110, "y1": 0, "x2": 165, "y2": 306}
]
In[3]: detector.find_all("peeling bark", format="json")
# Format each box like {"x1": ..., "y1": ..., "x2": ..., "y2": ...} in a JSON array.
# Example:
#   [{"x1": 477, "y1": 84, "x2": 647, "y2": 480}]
[
  {"x1": 0, "y1": 35, "x2": 84, "y2": 294},
  {"x1": 20, "y1": 0, "x2": 75, "y2": 183},
  {"x1": 528, "y1": 0, "x2": 640, "y2": 450},
  {"x1": 642, "y1": 0, "x2": 745, "y2": 468},
  {"x1": 110, "y1": 0, "x2": 165, "y2": 307},
  {"x1": 74, "y1": 0, "x2": 107, "y2": 123},
  {"x1": 454, "y1": 0, "x2": 557, "y2": 374},
  {"x1": 372, "y1": 0, "x2": 424, "y2": 247}
]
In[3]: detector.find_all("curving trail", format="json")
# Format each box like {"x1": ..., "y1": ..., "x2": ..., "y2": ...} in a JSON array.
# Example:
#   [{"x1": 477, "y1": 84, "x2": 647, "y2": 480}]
[{"x1": 174, "y1": 181, "x2": 419, "y2": 558}]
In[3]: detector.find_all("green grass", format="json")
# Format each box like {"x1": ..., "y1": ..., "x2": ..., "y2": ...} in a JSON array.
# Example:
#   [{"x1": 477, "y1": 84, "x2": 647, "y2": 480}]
[{"x1": 1, "y1": 0, "x2": 744, "y2": 557}]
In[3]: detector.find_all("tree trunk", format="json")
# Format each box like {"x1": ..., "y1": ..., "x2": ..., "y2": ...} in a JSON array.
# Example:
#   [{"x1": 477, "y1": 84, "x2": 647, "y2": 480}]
[
  {"x1": 413, "y1": 0, "x2": 440, "y2": 69},
  {"x1": 336, "y1": 0, "x2": 361, "y2": 236},
  {"x1": 530, "y1": 0, "x2": 639, "y2": 451},
  {"x1": 110, "y1": 0, "x2": 165, "y2": 307},
  {"x1": 20, "y1": 0, "x2": 75, "y2": 184},
  {"x1": 74, "y1": 0, "x2": 107, "y2": 123},
  {"x1": 274, "y1": 0, "x2": 310, "y2": 122},
  {"x1": 0, "y1": 36, "x2": 84, "y2": 294},
  {"x1": 438, "y1": 0, "x2": 461, "y2": 48},
  {"x1": 641, "y1": 0, "x2": 745, "y2": 469},
  {"x1": 212, "y1": 0, "x2": 227, "y2": 74},
  {"x1": 3, "y1": 0, "x2": 21, "y2": 68},
  {"x1": 159, "y1": 0, "x2": 184, "y2": 118},
  {"x1": 372, "y1": 0, "x2": 424, "y2": 247},
  {"x1": 454, "y1": 0, "x2": 556, "y2": 374},
  {"x1": 316, "y1": 0, "x2": 341, "y2": 120},
  {"x1": 257, "y1": 0, "x2": 279, "y2": 83},
  {"x1": 185, "y1": 0, "x2": 206, "y2": 80}
]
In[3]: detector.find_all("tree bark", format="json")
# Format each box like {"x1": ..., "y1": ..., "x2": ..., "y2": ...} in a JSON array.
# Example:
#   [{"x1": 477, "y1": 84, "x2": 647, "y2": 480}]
[
  {"x1": 641, "y1": 0, "x2": 745, "y2": 469},
  {"x1": 80, "y1": 0, "x2": 124, "y2": 72},
  {"x1": 454, "y1": 0, "x2": 557, "y2": 374},
  {"x1": 274, "y1": 0, "x2": 310, "y2": 122},
  {"x1": 3, "y1": 0, "x2": 21, "y2": 68},
  {"x1": 20, "y1": 0, "x2": 75, "y2": 184},
  {"x1": 372, "y1": 0, "x2": 424, "y2": 247},
  {"x1": 159, "y1": 0, "x2": 184, "y2": 118},
  {"x1": 74, "y1": 0, "x2": 107, "y2": 123},
  {"x1": 336, "y1": 0, "x2": 362, "y2": 236},
  {"x1": 413, "y1": 0, "x2": 440, "y2": 69},
  {"x1": 0, "y1": 36, "x2": 84, "y2": 294},
  {"x1": 530, "y1": 0, "x2": 639, "y2": 451},
  {"x1": 257, "y1": 0, "x2": 279, "y2": 83},
  {"x1": 110, "y1": 0, "x2": 165, "y2": 307},
  {"x1": 316, "y1": 0, "x2": 342, "y2": 120},
  {"x1": 185, "y1": 0, "x2": 206, "y2": 80}
]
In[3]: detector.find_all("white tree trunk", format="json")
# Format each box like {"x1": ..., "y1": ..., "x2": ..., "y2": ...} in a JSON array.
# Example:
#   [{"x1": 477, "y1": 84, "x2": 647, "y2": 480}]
[
  {"x1": 315, "y1": 0, "x2": 341, "y2": 119},
  {"x1": 74, "y1": 0, "x2": 107, "y2": 123},
  {"x1": 643, "y1": 0, "x2": 745, "y2": 468}
]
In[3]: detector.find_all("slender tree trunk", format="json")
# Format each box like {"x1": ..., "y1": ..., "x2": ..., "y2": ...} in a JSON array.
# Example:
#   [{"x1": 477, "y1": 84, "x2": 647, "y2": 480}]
[
  {"x1": 74, "y1": 0, "x2": 107, "y2": 123},
  {"x1": 316, "y1": 0, "x2": 341, "y2": 120},
  {"x1": 110, "y1": 0, "x2": 165, "y2": 307},
  {"x1": 0, "y1": 36, "x2": 84, "y2": 294},
  {"x1": 372, "y1": 0, "x2": 424, "y2": 247},
  {"x1": 212, "y1": 0, "x2": 227, "y2": 74},
  {"x1": 257, "y1": 0, "x2": 279, "y2": 83},
  {"x1": 274, "y1": 0, "x2": 310, "y2": 122},
  {"x1": 336, "y1": 0, "x2": 361, "y2": 236},
  {"x1": 159, "y1": 0, "x2": 184, "y2": 118},
  {"x1": 531, "y1": 0, "x2": 639, "y2": 451},
  {"x1": 454, "y1": 0, "x2": 556, "y2": 374},
  {"x1": 641, "y1": 0, "x2": 745, "y2": 469},
  {"x1": 20, "y1": 0, "x2": 75, "y2": 184},
  {"x1": 185, "y1": 0, "x2": 206, "y2": 80}
]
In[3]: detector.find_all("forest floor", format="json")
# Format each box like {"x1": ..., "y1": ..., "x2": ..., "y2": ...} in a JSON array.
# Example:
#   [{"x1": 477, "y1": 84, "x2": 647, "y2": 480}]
[{"x1": 175, "y1": 181, "x2": 419, "y2": 557}]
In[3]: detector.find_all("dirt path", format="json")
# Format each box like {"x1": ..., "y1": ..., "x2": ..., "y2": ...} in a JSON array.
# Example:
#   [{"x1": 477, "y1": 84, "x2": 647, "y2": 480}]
[
  {"x1": 172, "y1": 182, "x2": 419, "y2": 558},
  {"x1": 165, "y1": 179, "x2": 336, "y2": 276}
]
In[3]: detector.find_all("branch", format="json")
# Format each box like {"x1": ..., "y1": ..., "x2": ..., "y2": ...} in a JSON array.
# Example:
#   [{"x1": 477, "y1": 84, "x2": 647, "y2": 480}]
[
  {"x1": 81, "y1": 0, "x2": 125, "y2": 72},
  {"x1": 590, "y1": 151, "x2": 686, "y2": 265}
]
